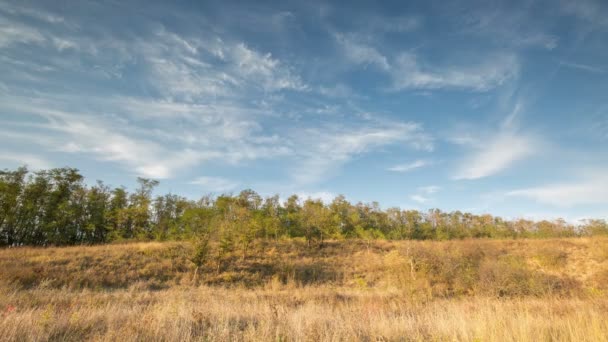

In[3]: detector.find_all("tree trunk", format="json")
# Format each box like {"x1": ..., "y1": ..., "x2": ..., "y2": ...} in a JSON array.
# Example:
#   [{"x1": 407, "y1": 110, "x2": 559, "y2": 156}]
[{"x1": 192, "y1": 266, "x2": 199, "y2": 284}]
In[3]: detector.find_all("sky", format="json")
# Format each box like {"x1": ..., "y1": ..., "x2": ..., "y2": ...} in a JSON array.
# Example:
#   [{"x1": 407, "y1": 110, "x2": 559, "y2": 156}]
[{"x1": 0, "y1": 0, "x2": 607, "y2": 221}]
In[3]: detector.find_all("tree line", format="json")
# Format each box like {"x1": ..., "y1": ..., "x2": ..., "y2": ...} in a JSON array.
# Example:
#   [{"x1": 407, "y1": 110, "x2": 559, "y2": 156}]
[{"x1": 1, "y1": 166, "x2": 607, "y2": 247}]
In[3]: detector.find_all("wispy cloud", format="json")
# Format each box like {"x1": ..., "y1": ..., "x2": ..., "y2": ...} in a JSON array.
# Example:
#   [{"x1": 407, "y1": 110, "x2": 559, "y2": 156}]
[
  {"x1": 455, "y1": 4, "x2": 559, "y2": 50},
  {"x1": 333, "y1": 33, "x2": 390, "y2": 70},
  {"x1": 453, "y1": 132, "x2": 536, "y2": 180},
  {"x1": 388, "y1": 159, "x2": 432, "y2": 172},
  {"x1": 560, "y1": 0, "x2": 608, "y2": 29},
  {"x1": 0, "y1": 95, "x2": 297, "y2": 179},
  {"x1": 0, "y1": 9, "x2": 310, "y2": 179},
  {"x1": 32, "y1": 106, "x2": 209, "y2": 179},
  {"x1": 331, "y1": 29, "x2": 519, "y2": 93},
  {"x1": 392, "y1": 53, "x2": 519, "y2": 91},
  {"x1": 592, "y1": 109, "x2": 608, "y2": 140},
  {"x1": 0, "y1": 152, "x2": 52, "y2": 170},
  {"x1": 507, "y1": 173, "x2": 608, "y2": 207},
  {"x1": 0, "y1": 20, "x2": 45, "y2": 48},
  {"x1": 559, "y1": 60, "x2": 605, "y2": 73},
  {"x1": 139, "y1": 30, "x2": 307, "y2": 101},
  {"x1": 418, "y1": 185, "x2": 441, "y2": 194},
  {"x1": 293, "y1": 120, "x2": 433, "y2": 185},
  {"x1": 190, "y1": 176, "x2": 239, "y2": 192},
  {"x1": 410, "y1": 194, "x2": 429, "y2": 204},
  {"x1": 0, "y1": 3, "x2": 65, "y2": 24},
  {"x1": 408, "y1": 185, "x2": 440, "y2": 205},
  {"x1": 453, "y1": 99, "x2": 537, "y2": 180}
]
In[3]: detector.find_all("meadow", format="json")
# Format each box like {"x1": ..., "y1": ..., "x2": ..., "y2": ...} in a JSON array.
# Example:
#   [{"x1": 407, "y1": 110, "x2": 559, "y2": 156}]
[{"x1": 1, "y1": 238, "x2": 607, "y2": 341}]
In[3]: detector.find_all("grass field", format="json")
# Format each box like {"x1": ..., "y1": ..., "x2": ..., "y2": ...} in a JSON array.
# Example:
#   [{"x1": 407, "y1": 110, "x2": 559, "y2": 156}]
[{"x1": 1, "y1": 238, "x2": 607, "y2": 341}]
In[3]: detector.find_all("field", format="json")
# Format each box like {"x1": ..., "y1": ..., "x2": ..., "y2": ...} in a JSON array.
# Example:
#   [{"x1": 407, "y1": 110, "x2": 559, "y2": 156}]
[{"x1": 1, "y1": 238, "x2": 608, "y2": 341}]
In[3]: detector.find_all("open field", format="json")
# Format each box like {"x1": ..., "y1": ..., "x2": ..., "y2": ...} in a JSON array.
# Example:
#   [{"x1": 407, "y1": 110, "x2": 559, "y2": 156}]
[{"x1": 1, "y1": 238, "x2": 608, "y2": 341}]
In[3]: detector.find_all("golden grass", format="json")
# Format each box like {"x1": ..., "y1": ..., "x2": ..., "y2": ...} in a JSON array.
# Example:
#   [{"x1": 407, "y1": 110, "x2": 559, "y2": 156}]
[
  {"x1": 1, "y1": 238, "x2": 607, "y2": 341},
  {"x1": 1, "y1": 286, "x2": 608, "y2": 341}
]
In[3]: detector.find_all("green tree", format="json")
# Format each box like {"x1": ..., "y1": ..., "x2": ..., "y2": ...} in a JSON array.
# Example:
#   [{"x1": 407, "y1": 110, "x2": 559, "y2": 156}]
[
  {"x1": 301, "y1": 199, "x2": 331, "y2": 247},
  {"x1": 0, "y1": 167, "x2": 27, "y2": 246},
  {"x1": 129, "y1": 177, "x2": 158, "y2": 239}
]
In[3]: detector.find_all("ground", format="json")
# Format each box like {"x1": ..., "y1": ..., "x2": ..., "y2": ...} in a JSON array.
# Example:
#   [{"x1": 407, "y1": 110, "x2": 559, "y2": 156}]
[{"x1": 1, "y1": 238, "x2": 607, "y2": 341}]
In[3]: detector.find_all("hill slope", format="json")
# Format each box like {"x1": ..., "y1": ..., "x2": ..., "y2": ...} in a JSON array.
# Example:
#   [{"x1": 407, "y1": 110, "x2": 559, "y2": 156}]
[{"x1": 1, "y1": 238, "x2": 607, "y2": 341}]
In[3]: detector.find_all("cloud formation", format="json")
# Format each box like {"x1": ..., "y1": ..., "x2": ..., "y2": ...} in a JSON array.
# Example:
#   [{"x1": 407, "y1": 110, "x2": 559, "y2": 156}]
[
  {"x1": 190, "y1": 176, "x2": 239, "y2": 193},
  {"x1": 453, "y1": 96, "x2": 537, "y2": 180},
  {"x1": 334, "y1": 33, "x2": 390, "y2": 70},
  {"x1": 293, "y1": 121, "x2": 433, "y2": 185},
  {"x1": 388, "y1": 159, "x2": 432, "y2": 172},
  {"x1": 453, "y1": 131, "x2": 536, "y2": 180},
  {"x1": 507, "y1": 174, "x2": 608, "y2": 207},
  {"x1": 392, "y1": 53, "x2": 519, "y2": 91}
]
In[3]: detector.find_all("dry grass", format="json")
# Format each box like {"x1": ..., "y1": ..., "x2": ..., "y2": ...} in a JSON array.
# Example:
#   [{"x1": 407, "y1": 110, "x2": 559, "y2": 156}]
[
  {"x1": 1, "y1": 286, "x2": 608, "y2": 341},
  {"x1": 1, "y1": 238, "x2": 607, "y2": 341}
]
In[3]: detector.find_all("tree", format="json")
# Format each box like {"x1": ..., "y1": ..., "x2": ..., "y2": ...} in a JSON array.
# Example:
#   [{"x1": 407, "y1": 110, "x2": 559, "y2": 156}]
[
  {"x1": 190, "y1": 233, "x2": 211, "y2": 283},
  {"x1": 301, "y1": 199, "x2": 330, "y2": 247},
  {"x1": 153, "y1": 194, "x2": 189, "y2": 240},
  {"x1": 283, "y1": 195, "x2": 301, "y2": 238},
  {"x1": 40, "y1": 168, "x2": 84, "y2": 245},
  {"x1": 1, "y1": 165, "x2": 605, "y2": 246},
  {"x1": 582, "y1": 219, "x2": 608, "y2": 236},
  {"x1": 261, "y1": 195, "x2": 282, "y2": 241},
  {"x1": 84, "y1": 181, "x2": 111, "y2": 243},
  {"x1": 0, "y1": 167, "x2": 27, "y2": 246},
  {"x1": 179, "y1": 203, "x2": 214, "y2": 239},
  {"x1": 330, "y1": 195, "x2": 354, "y2": 238},
  {"x1": 107, "y1": 187, "x2": 129, "y2": 240},
  {"x1": 129, "y1": 177, "x2": 158, "y2": 239}
]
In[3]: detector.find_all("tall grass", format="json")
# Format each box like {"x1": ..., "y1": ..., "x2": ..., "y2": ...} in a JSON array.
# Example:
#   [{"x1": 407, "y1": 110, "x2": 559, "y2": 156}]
[
  {"x1": 1, "y1": 238, "x2": 607, "y2": 341},
  {"x1": 1, "y1": 287, "x2": 607, "y2": 341}
]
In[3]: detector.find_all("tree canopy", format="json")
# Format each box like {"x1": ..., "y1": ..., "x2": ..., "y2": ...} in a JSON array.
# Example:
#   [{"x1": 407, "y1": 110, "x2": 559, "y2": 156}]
[{"x1": 0, "y1": 166, "x2": 606, "y2": 247}]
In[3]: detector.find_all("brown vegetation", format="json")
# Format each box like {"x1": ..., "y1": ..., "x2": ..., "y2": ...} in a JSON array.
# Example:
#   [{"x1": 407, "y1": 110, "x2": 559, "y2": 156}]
[{"x1": 1, "y1": 238, "x2": 607, "y2": 341}]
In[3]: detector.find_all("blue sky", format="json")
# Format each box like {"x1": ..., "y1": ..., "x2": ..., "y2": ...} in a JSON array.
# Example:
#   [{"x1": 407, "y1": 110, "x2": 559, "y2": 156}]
[{"x1": 1, "y1": 0, "x2": 607, "y2": 221}]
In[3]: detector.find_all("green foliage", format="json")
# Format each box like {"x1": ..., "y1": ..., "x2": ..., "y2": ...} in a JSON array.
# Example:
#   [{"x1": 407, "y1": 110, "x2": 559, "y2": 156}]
[
  {"x1": 190, "y1": 235, "x2": 211, "y2": 268},
  {"x1": 0, "y1": 166, "x2": 606, "y2": 249}
]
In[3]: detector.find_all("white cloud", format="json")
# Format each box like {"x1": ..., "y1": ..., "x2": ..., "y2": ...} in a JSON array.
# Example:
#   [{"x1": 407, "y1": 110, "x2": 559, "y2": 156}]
[
  {"x1": 388, "y1": 159, "x2": 432, "y2": 172},
  {"x1": 231, "y1": 42, "x2": 307, "y2": 92},
  {"x1": 559, "y1": 60, "x2": 606, "y2": 74},
  {"x1": 0, "y1": 9, "x2": 76, "y2": 51},
  {"x1": 418, "y1": 185, "x2": 441, "y2": 194},
  {"x1": 332, "y1": 28, "x2": 518, "y2": 93},
  {"x1": 296, "y1": 191, "x2": 337, "y2": 204},
  {"x1": 453, "y1": 132, "x2": 535, "y2": 180},
  {"x1": 452, "y1": 97, "x2": 537, "y2": 180},
  {"x1": 0, "y1": 21, "x2": 45, "y2": 47},
  {"x1": 514, "y1": 33, "x2": 558, "y2": 50},
  {"x1": 456, "y1": 6, "x2": 559, "y2": 50},
  {"x1": 2, "y1": 101, "x2": 213, "y2": 179},
  {"x1": 392, "y1": 53, "x2": 519, "y2": 91},
  {"x1": 0, "y1": 17, "x2": 312, "y2": 180},
  {"x1": 408, "y1": 185, "x2": 440, "y2": 206},
  {"x1": 136, "y1": 31, "x2": 307, "y2": 102},
  {"x1": 318, "y1": 84, "x2": 356, "y2": 98},
  {"x1": 410, "y1": 194, "x2": 429, "y2": 204},
  {"x1": 190, "y1": 176, "x2": 239, "y2": 192},
  {"x1": 334, "y1": 33, "x2": 390, "y2": 70},
  {"x1": 2, "y1": 96, "x2": 297, "y2": 179},
  {"x1": 0, "y1": 152, "x2": 52, "y2": 170},
  {"x1": 293, "y1": 121, "x2": 433, "y2": 185},
  {"x1": 591, "y1": 108, "x2": 608, "y2": 140},
  {"x1": 507, "y1": 174, "x2": 608, "y2": 207},
  {"x1": 560, "y1": 0, "x2": 608, "y2": 29},
  {"x1": 0, "y1": 3, "x2": 65, "y2": 24}
]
